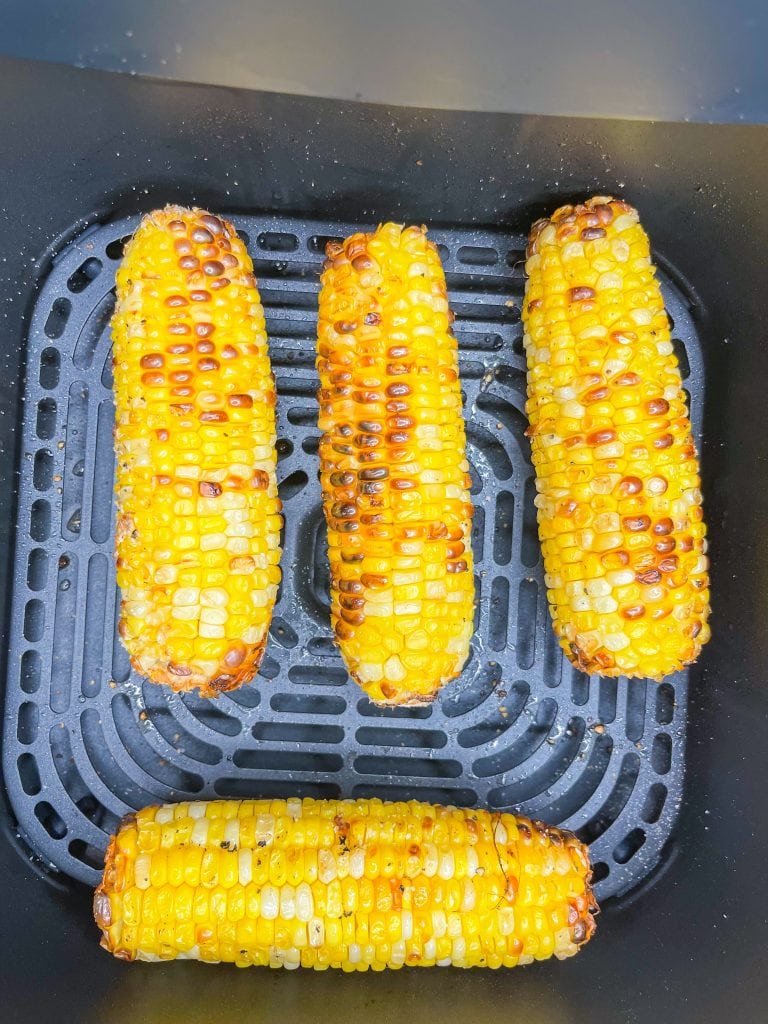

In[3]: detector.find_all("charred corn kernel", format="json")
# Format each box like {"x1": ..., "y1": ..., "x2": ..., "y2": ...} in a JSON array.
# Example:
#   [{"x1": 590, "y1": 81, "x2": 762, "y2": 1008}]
[
  {"x1": 317, "y1": 224, "x2": 474, "y2": 705},
  {"x1": 111, "y1": 206, "x2": 282, "y2": 697},
  {"x1": 95, "y1": 799, "x2": 596, "y2": 969},
  {"x1": 522, "y1": 197, "x2": 710, "y2": 678}
]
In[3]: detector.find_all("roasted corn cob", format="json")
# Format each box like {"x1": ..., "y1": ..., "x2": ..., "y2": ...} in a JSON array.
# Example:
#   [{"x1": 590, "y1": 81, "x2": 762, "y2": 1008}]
[
  {"x1": 317, "y1": 224, "x2": 475, "y2": 704},
  {"x1": 112, "y1": 207, "x2": 282, "y2": 696},
  {"x1": 522, "y1": 196, "x2": 710, "y2": 678},
  {"x1": 94, "y1": 797, "x2": 596, "y2": 969}
]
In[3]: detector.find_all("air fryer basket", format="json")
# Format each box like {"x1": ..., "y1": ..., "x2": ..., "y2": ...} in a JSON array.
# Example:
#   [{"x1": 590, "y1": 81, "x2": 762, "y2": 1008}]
[{"x1": 1, "y1": 57, "x2": 766, "y2": 1024}]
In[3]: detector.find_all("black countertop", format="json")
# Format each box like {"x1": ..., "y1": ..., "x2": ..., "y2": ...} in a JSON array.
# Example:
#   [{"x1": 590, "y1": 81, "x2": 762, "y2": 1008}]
[{"x1": 2, "y1": 0, "x2": 767, "y2": 124}]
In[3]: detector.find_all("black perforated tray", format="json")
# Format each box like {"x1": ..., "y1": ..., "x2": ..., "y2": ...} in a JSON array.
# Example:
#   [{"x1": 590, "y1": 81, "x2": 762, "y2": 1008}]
[{"x1": 2, "y1": 213, "x2": 703, "y2": 900}]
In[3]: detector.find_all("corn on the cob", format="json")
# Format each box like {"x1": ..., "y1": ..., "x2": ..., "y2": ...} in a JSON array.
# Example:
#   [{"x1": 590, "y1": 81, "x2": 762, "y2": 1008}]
[
  {"x1": 112, "y1": 207, "x2": 282, "y2": 696},
  {"x1": 94, "y1": 797, "x2": 596, "y2": 969},
  {"x1": 522, "y1": 196, "x2": 710, "y2": 678},
  {"x1": 317, "y1": 224, "x2": 475, "y2": 705}
]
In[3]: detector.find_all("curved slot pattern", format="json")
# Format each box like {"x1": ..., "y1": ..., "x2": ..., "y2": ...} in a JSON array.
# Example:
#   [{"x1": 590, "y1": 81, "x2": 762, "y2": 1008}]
[
  {"x1": 474, "y1": 699, "x2": 558, "y2": 778},
  {"x1": 112, "y1": 693, "x2": 204, "y2": 794}
]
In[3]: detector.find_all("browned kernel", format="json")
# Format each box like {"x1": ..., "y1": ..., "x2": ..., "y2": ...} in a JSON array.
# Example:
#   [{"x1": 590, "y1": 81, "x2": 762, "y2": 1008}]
[
  {"x1": 251, "y1": 470, "x2": 269, "y2": 490},
  {"x1": 164, "y1": 294, "x2": 188, "y2": 307},
  {"x1": 617, "y1": 476, "x2": 643, "y2": 496},
  {"x1": 199, "y1": 481, "x2": 222, "y2": 498},
  {"x1": 168, "y1": 323, "x2": 190, "y2": 335},
  {"x1": 388, "y1": 415, "x2": 414, "y2": 429},
  {"x1": 171, "y1": 386, "x2": 193, "y2": 398},
  {"x1": 171, "y1": 403, "x2": 194, "y2": 414},
  {"x1": 191, "y1": 226, "x2": 214, "y2": 244},
  {"x1": 352, "y1": 254, "x2": 374, "y2": 271},
  {"x1": 584, "y1": 386, "x2": 609, "y2": 403},
  {"x1": 141, "y1": 372, "x2": 165, "y2": 387},
  {"x1": 361, "y1": 573, "x2": 389, "y2": 589},
  {"x1": 623, "y1": 515, "x2": 651, "y2": 532},
  {"x1": 210, "y1": 277, "x2": 230, "y2": 290},
  {"x1": 365, "y1": 312, "x2": 382, "y2": 326},
  {"x1": 636, "y1": 568, "x2": 662, "y2": 585},
  {"x1": 654, "y1": 537, "x2": 676, "y2": 554},
  {"x1": 194, "y1": 322, "x2": 215, "y2": 338},
  {"x1": 653, "y1": 517, "x2": 674, "y2": 536},
  {"x1": 658, "y1": 556, "x2": 679, "y2": 573},
  {"x1": 330, "y1": 471, "x2": 355, "y2": 487},
  {"x1": 391, "y1": 478, "x2": 416, "y2": 490},
  {"x1": 168, "y1": 343, "x2": 192, "y2": 355},
  {"x1": 621, "y1": 605, "x2": 646, "y2": 620},
  {"x1": 228, "y1": 394, "x2": 253, "y2": 408},
  {"x1": 568, "y1": 286, "x2": 596, "y2": 303},
  {"x1": 224, "y1": 643, "x2": 247, "y2": 668},
  {"x1": 386, "y1": 382, "x2": 411, "y2": 398},
  {"x1": 587, "y1": 429, "x2": 617, "y2": 446},
  {"x1": 189, "y1": 289, "x2": 211, "y2": 302},
  {"x1": 140, "y1": 353, "x2": 164, "y2": 369},
  {"x1": 178, "y1": 255, "x2": 199, "y2": 270},
  {"x1": 203, "y1": 259, "x2": 225, "y2": 277},
  {"x1": 581, "y1": 227, "x2": 606, "y2": 240},
  {"x1": 653, "y1": 433, "x2": 674, "y2": 449},
  {"x1": 170, "y1": 370, "x2": 191, "y2": 383},
  {"x1": 613, "y1": 372, "x2": 641, "y2": 386},
  {"x1": 155, "y1": 429, "x2": 169, "y2": 441},
  {"x1": 647, "y1": 398, "x2": 670, "y2": 416},
  {"x1": 339, "y1": 580, "x2": 364, "y2": 594},
  {"x1": 167, "y1": 663, "x2": 191, "y2": 676},
  {"x1": 196, "y1": 340, "x2": 215, "y2": 354},
  {"x1": 175, "y1": 239, "x2": 193, "y2": 255},
  {"x1": 221, "y1": 253, "x2": 239, "y2": 269},
  {"x1": 199, "y1": 410, "x2": 227, "y2": 422},
  {"x1": 199, "y1": 214, "x2": 224, "y2": 234},
  {"x1": 447, "y1": 560, "x2": 469, "y2": 573},
  {"x1": 198, "y1": 358, "x2": 220, "y2": 372},
  {"x1": 167, "y1": 219, "x2": 186, "y2": 233},
  {"x1": 332, "y1": 503, "x2": 357, "y2": 519},
  {"x1": 594, "y1": 203, "x2": 614, "y2": 224},
  {"x1": 359, "y1": 467, "x2": 388, "y2": 481}
]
